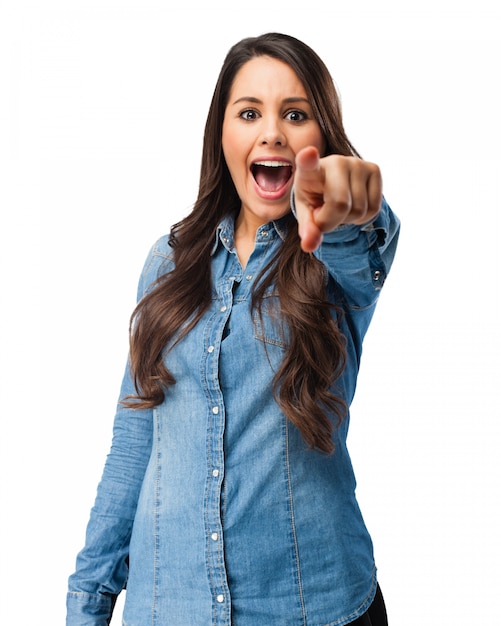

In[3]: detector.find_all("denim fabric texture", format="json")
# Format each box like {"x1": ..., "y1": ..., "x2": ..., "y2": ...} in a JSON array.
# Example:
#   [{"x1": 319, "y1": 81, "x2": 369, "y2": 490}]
[{"x1": 67, "y1": 199, "x2": 400, "y2": 626}]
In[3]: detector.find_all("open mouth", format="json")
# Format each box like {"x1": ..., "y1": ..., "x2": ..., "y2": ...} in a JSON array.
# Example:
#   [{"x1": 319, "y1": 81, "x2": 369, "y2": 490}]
[{"x1": 251, "y1": 160, "x2": 293, "y2": 192}]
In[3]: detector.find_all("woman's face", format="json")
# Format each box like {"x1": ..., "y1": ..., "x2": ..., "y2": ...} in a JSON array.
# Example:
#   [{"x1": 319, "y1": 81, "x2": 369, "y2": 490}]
[{"x1": 222, "y1": 55, "x2": 325, "y2": 231}]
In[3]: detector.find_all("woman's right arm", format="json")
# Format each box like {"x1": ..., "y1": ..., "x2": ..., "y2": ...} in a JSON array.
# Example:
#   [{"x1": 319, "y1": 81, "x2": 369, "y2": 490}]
[{"x1": 66, "y1": 237, "x2": 172, "y2": 625}]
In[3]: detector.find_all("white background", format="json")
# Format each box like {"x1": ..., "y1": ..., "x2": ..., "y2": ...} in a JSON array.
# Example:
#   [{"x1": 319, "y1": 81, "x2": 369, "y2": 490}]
[{"x1": 1, "y1": 0, "x2": 500, "y2": 624}]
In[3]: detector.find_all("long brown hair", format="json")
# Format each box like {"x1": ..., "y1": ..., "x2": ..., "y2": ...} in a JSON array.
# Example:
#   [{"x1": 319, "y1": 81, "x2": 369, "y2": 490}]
[{"x1": 125, "y1": 33, "x2": 360, "y2": 454}]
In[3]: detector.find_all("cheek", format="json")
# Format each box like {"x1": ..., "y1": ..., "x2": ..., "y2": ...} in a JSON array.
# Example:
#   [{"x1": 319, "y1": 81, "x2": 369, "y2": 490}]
[
  {"x1": 222, "y1": 130, "x2": 240, "y2": 174},
  {"x1": 310, "y1": 130, "x2": 326, "y2": 154},
  {"x1": 292, "y1": 128, "x2": 326, "y2": 156}
]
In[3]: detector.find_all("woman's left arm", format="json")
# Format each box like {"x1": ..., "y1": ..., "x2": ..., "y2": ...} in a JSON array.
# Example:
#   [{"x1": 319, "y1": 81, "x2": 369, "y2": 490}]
[
  {"x1": 293, "y1": 145, "x2": 385, "y2": 252},
  {"x1": 291, "y1": 146, "x2": 400, "y2": 337}
]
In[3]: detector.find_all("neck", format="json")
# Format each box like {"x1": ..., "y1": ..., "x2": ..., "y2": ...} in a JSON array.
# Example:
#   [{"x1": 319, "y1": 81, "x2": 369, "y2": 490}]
[{"x1": 233, "y1": 225, "x2": 255, "y2": 269}]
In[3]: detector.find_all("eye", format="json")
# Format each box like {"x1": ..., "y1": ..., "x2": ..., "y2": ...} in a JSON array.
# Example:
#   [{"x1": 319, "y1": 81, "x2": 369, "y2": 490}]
[
  {"x1": 239, "y1": 109, "x2": 260, "y2": 121},
  {"x1": 285, "y1": 109, "x2": 307, "y2": 122}
]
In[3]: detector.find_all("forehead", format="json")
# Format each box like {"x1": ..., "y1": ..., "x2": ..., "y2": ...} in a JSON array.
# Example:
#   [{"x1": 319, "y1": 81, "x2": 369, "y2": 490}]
[{"x1": 228, "y1": 55, "x2": 307, "y2": 101}]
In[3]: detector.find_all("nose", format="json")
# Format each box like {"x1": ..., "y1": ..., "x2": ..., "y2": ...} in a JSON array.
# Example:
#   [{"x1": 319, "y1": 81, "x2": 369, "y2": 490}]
[{"x1": 259, "y1": 119, "x2": 286, "y2": 146}]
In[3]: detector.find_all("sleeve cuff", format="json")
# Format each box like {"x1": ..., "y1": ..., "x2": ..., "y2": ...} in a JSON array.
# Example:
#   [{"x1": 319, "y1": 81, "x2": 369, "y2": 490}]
[{"x1": 66, "y1": 591, "x2": 115, "y2": 625}]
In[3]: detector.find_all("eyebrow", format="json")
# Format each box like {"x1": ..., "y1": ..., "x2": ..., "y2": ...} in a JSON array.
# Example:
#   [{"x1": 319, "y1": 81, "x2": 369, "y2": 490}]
[{"x1": 231, "y1": 96, "x2": 311, "y2": 105}]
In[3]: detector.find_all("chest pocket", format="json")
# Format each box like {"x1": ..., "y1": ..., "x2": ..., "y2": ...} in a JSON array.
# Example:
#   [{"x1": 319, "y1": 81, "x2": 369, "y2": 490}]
[{"x1": 252, "y1": 291, "x2": 289, "y2": 350}]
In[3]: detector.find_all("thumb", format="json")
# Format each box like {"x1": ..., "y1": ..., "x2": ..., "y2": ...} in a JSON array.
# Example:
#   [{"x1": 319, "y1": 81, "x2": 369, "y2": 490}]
[{"x1": 295, "y1": 146, "x2": 322, "y2": 187}]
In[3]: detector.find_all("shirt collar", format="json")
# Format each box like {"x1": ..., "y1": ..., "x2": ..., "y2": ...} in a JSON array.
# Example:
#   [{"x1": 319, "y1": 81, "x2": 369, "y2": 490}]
[{"x1": 210, "y1": 212, "x2": 291, "y2": 256}]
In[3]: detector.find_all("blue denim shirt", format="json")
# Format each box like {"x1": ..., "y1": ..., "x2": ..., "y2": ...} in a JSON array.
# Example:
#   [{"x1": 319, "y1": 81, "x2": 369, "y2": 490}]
[{"x1": 67, "y1": 199, "x2": 400, "y2": 626}]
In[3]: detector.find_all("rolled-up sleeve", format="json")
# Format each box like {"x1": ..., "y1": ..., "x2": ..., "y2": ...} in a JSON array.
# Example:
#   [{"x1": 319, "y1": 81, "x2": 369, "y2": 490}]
[{"x1": 316, "y1": 198, "x2": 400, "y2": 303}]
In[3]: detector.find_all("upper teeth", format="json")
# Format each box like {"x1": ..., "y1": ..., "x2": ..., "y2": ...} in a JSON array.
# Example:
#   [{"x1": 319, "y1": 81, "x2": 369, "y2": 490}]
[{"x1": 254, "y1": 160, "x2": 290, "y2": 167}]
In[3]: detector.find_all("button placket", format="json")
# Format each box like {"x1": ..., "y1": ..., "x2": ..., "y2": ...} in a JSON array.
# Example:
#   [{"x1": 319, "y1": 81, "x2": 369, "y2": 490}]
[{"x1": 203, "y1": 279, "x2": 233, "y2": 624}]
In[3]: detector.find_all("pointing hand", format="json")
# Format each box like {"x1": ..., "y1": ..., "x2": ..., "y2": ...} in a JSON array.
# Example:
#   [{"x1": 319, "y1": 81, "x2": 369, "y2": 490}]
[{"x1": 293, "y1": 146, "x2": 383, "y2": 252}]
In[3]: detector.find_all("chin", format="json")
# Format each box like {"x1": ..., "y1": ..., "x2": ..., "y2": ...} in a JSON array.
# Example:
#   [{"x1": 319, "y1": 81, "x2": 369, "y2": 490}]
[{"x1": 255, "y1": 200, "x2": 291, "y2": 222}]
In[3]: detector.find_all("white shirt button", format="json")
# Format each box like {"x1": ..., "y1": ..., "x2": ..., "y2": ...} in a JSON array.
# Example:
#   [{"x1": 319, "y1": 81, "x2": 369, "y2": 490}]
[
  {"x1": 212, "y1": 469, "x2": 219, "y2": 477},
  {"x1": 212, "y1": 407, "x2": 219, "y2": 414},
  {"x1": 211, "y1": 532, "x2": 218, "y2": 541},
  {"x1": 246, "y1": 274, "x2": 253, "y2": 281},
  {"x1": 208, "y1": 345, "x2": 214, "y2": 353},
  {"x1": 216, "y1": 594, "x2": 224, "y2": 603},
  {"x1": 220, "y1": 305, "x2": 227, "y2": 312}
]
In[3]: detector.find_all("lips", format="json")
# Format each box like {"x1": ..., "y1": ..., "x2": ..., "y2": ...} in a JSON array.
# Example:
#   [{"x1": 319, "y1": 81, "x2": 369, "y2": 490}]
[{"x1": 251, "y1": 160, "x2": 293, "y2": 193}]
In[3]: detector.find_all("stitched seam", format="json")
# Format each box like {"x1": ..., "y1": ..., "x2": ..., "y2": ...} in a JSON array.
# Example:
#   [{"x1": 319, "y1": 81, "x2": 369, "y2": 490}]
[
  {"x1": 285, "y1": 420, "x2": 307, "y2": 625},
  {"x1": 323, "y1": 567, "x2": 377, "y2": 626},
  {"x1": 151, "y1": 408, "x2": 160, "y2": 626}
]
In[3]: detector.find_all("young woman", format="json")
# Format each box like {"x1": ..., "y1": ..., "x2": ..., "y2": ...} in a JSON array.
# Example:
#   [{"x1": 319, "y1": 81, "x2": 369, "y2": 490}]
[{"x1": 67, "y1": 32, "x2": 400, "y2": 626}]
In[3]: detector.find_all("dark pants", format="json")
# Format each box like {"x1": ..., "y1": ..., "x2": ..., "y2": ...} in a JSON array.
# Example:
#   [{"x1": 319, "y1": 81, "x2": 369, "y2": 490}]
[{"x1": 350, "y1": 584, "x2": 388, "y2": 626}]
